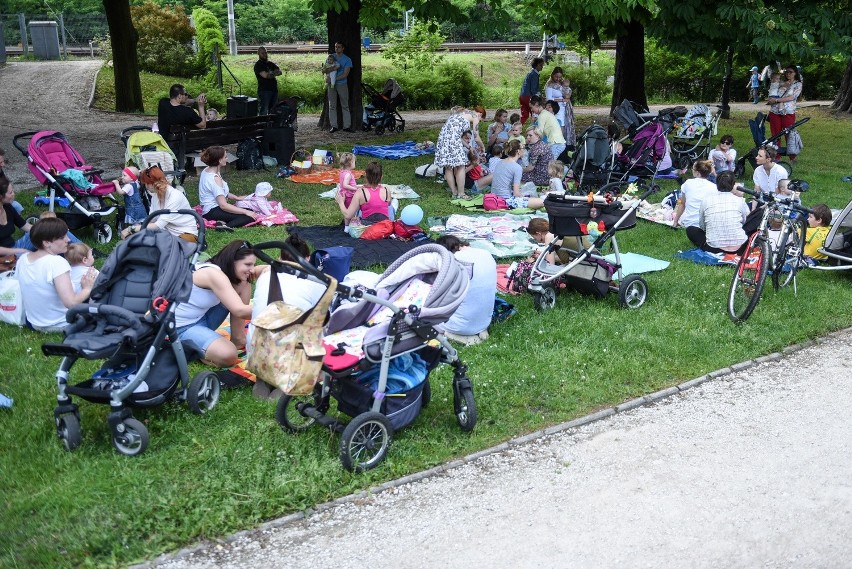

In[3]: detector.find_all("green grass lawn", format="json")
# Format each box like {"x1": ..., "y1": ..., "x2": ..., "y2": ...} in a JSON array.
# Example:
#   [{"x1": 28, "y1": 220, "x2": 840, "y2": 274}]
[{"x1": 2, "y1": 107, "x2": 851, "y2": 568}]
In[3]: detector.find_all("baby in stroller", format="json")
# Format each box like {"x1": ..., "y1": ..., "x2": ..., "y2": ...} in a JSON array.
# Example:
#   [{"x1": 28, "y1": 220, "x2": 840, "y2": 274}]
[{"x1": 250, "y1": 241, "x2": 477, "y2": 472}]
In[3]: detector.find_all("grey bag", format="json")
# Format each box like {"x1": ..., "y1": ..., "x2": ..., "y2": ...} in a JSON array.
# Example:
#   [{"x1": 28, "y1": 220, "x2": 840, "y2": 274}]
[{"x1": 787, "y1": 129, "x2": 803, "y2": 156}]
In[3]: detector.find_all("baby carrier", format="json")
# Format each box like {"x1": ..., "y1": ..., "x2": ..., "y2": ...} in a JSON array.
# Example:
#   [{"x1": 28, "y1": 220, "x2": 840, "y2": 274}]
[
  {"x1": 41, "y1": 210, "x2": 218, "y2": 456},
  {"x1": 13, "y1": 131, "x2": 121, "y2": 243},
  {"x1": 121, "y1": 127, "x2": 186, "y2": 192},
  {"x1": 251, "y1": 242, "x2": 477, "y2": 472},
  {"x1": 362, "y1": 79, "x2": 406, "y2": 135}
]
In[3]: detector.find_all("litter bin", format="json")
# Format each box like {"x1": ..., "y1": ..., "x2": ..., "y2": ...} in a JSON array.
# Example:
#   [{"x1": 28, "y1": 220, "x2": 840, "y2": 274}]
[{"x1": 29, "y1": 21, "x2": 61, "y2": 60}]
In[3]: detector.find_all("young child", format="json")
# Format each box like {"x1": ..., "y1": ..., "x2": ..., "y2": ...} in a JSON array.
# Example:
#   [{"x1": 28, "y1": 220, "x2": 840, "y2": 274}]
[
  {"x1": 234, "y1": 182, "x2": 275, "y2": 217},
  {"x1": 527, "y1": 216, "x2": 590, "y2": 265},
  {"x1": 66, "y1": 243, "x2": 99, "y2": 293},
  {"x1": 488, "y1": 142, "x2": 504, "y2": 172},
  {"x1": 322, "y1": 54, "x2": 339, "y2": 88},
  {"x1": 709, "y1": 134, "x2": 737, "y2": 174},
  {"x1": 509, "y1": 112, "x2": 521, "y2": 127},
  {"x1": 463, "y1": 147, "x2": 494, "y2": 196},
  {"x1": 111, "y1": 166, "x2": 147, "y2": 225},
  {"x1": 507, "y1": 121, "x2": 525, "y2": 146},
  {"x1": 336, "y1": 152, "x2": 359, "y2": 212},
  {"x1": 804, "y1": 204, "x2": 832, "y2": 262},
  {"x1": 547, "y1": 160, "x2": 565, "y2": 195},
  {"x1": 767, "y1": 71, "x2": 782, "y2": 100}
]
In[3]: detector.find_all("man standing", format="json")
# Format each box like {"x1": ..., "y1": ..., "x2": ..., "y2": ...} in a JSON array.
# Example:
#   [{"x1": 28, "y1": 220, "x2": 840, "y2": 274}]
[
  {"x1": 254, "y1": 47, "x2": 282, "y2": 115},
  {"x1": 519, "y1": 58, "x2": 544, "y2": 125},
  {"x1": 325, "y1": 41, "x2": 353, "y2": 133},
  {"x1": 157, "y1": 84, "x2": 206, "y2": 153},
  {"x1": 529, "y1": 96, "x2": 566, "y2": 159}
]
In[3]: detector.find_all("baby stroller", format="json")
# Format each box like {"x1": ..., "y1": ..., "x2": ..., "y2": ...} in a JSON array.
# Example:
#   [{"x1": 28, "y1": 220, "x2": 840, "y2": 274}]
[
  {"x1": 252, "y1": 242, "x2": 477, "y2": 472},
  {"x1": 568, "y1": 124, "x2": 614, "y2": 192},
  {"x1": 13, "y1": 131, "x2": 122, "y2": 244},
  {"x1": 609, "y1": 101, "x2": 676, "y2": 183},
  {"x1": 120, "y1": 126, "x2": 187, "y2": 215},
  {"x1": 668, "y1": 104, "x2": 722, "y2": 170},
  {"x1": 41, "y1": 210, "x2": 220, "y2": 456},
  {"x1": 817, "y1": 199, "x2": 852, "y2": 269},
  {"x1": 523, "y1": 180, "x2": 659, "y2": 311},
  {"x1": 734, "y1": 112, "x2": 809, "y2": 178},
  {"x1": 271, "y1": 95, "x2": 302, "y2": 131},
  {"x1": 362, "y1": 79, "x2": 406, "y2": 135}
]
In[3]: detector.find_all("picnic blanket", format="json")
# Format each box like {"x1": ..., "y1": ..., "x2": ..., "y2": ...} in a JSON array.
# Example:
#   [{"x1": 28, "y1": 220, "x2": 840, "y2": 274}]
[
  {"x1": 675, "y1": 248, "x2": 740, "y2": 266},
  {"x1": 215, "y1": 320, "x2": 256, "y2": 386},
  {"x1": 429, "y1": 212, "x2": 544, "y2": 258},
  {"x1": 289, "y1": 169, "x2": 365, "y2": 185},
  {"x1": 637, "y1": 201, "x2": 675, "y2": 227},
  {"x1": 193, "y1": 204, "x2": 299, "y2": 228},
  {"x1": 289, "y1": 225, "x2": 432, "y2": 268},
  {"x1": 450, "y1": 194, "x2": 534, "y2": 214},
  {"x1": 603, "y1": 252, "x2": 670, "y2": 276},
  {"x1": 318, "y1": 184, "x2": 420, "y2": 200},
  {"x1": 353, "y1": 141, "x2": 435, "y2": 160}
]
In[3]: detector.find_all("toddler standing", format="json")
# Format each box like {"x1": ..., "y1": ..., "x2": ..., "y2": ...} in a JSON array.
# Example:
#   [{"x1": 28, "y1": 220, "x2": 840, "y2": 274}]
[
  {"x1": 112, "y1": 166, "x2": 147, "y2": 225},
  {"x1": 337, "y1": 152, "x2": 359, "y2": 210},
  {"x1": 66, "y1": 243, "x2": 99, "y2": 293}
]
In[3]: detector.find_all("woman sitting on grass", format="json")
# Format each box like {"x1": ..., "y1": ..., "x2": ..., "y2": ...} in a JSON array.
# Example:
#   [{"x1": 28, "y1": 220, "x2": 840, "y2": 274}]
[
  {"x1": 198, "y1": 146, "x2": 257, "y2": 228},
  {"x1": 335, "y1": 161, "x2": 392, "y2": 226},
  {"x1": 490, "y1": 140, "x2": 544, "y2": 210}
]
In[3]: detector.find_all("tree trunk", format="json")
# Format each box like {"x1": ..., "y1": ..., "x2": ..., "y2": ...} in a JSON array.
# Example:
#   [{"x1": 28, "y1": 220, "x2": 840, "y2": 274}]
[
  {"x1": 103, "y1": 0, "x2": 143, "y2": 113},
  {"x1": 611, "y1": 20, "x2": 647, "y2": 112},
  {"x1": 832, "y1": 59, "x2": 852, "y2": 113},
  {"x1": 720, "y1": 45, "x2": 734, "y2": 119},
  {"x1": 319, "y1": 0, "x2": 363, "y2": 131}
]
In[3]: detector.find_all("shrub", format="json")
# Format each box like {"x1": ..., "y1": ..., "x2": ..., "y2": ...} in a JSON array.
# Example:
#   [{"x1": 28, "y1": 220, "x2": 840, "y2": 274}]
[
  {"x1": 382, "y1": 20, "x2": 447, "y2": 72},
  {"x1": 131, "y1": 2, "x2": 200, "y2": 76},
  {"x1": 192, "y1": 7, "x2": 227, "y2": 73},
  {"x1": 390, "y1": 62, "x2": 484, "y2": 109}
]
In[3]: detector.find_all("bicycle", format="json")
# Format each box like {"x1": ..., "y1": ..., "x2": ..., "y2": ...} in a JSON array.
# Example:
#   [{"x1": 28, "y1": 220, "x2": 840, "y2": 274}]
[
  {"x1": 727, "y1": 183, "x2": 813, "y2": 323},
  {"x1": 770, "y1": 180, "x2": 811, "y2": 291}
]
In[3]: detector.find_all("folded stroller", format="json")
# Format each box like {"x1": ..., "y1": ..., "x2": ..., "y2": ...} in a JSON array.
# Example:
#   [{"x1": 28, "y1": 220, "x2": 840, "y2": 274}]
[
  {"x1": 13, "y1": 131, "x2": 122, "y2": 243},
  {"x1": 362, "y1": 79, "x2": 406, "y2": 135},
  {"x1": 734, "y1": 112, "x2": 810, "y2": 178},
  {"x1": 252, "y1": 242, "x2": 477, "y2": 472},
  {"x1": 41, "y1": 210, "x2": 219, "y2": 457}
]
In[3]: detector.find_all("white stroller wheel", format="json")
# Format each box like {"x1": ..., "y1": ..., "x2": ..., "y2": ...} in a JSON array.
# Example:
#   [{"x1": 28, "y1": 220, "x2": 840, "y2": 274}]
[
  {"x1": 339, "y1": 412, "x2": 393, "y2": 472},
  {"x1": 95, "y1": 223, "x2": 113, "y2": 244}
]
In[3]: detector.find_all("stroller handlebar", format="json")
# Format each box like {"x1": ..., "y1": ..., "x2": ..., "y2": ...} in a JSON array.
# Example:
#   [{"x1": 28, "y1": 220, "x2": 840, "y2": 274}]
[
  {"x1": 253, "y1": 241, "x2": 334, "y2": 285},
  {"x1": 12, "y1": 131, "x2": 41, "y2": 154},
  {"x1": 142, "y1": 209, "x2": 206, "y2": 252}
]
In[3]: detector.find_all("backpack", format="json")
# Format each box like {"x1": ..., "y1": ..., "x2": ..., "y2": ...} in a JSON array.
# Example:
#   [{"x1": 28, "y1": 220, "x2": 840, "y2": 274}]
[
  {"x1": 236, "y1": 138, "x2": 265, "y2": 170},
  {"x1": 483, "y1": 193, "x2": 509, "y2": 211},
  {"x1": 506, "y1": 260, "x2": 534, "y2": 293}
]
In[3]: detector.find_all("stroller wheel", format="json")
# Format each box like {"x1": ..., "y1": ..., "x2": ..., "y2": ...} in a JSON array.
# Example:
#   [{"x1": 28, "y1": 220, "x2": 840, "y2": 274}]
[
  {"x1": 56, "y1": 414, "x2": 82, "y2": 452},
  {"x1": 532, "y1": 286, "x2": 557, "y2": 311},
  {"x1": 26, "y1": 216, "x2": 39, "y2": 227},
  {"x1": 618, "y1": 275, "x2": 648, "y2": 309},
  {"x1": 375, "y1": 125, "x2": 385, "y2": 136},
  {"x1": 396, "y1": 123, "x2": 405, "y2": 133},
  {"x1": 339, "y1": 412, "x2": 393, "y2": 472},
  {"x1": 111, "y1": 417, "x2": 149, "y2": 457},
  {"x1": 95, "y1": 223, "x2": 113, "y2": 244},
  {"x1": 187, "y1": 371, "x2": 221, "y2": 414},
  {"x1": 276, "y1": 393, "x2": 317, "y2": 432},
  {"x1": 454, "y1": 384, "x2": 477, "y2": 432}
]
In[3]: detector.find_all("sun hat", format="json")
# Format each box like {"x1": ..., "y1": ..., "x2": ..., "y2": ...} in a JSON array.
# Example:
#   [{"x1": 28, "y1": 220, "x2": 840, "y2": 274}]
[
  {"x1": 750, "y1": 66, "x2": 759, "y2": 71},
  {"x1": 254, "y1": 181, "x2": 273, "y2": 197}
]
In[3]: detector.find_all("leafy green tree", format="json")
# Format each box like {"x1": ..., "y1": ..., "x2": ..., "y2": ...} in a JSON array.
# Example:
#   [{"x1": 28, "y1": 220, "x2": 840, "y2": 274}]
[
  {"x1": 192, "y1": 7, "x2": 226, "y2": 71},
  {"x1": 381, "y1": 19, "x2": 446, "y2": 72}
]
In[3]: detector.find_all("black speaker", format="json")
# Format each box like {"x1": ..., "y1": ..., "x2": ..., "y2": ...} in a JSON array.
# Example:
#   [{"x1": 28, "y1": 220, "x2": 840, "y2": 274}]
[
  {"x1": 262, "y1": 127, "x2": 295, "y2": 165},
  {"x1": 226, "y1": 95, "x2": 258, "y2": 118}
]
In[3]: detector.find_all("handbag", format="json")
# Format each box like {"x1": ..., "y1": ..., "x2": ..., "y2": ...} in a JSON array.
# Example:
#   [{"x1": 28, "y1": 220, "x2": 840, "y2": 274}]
[
  {"x1": 309, "y1": 246, "x2": 353, "y2": 280},
  {"x1": 787, "y1": 129, "x2": 803, "y2": 156},
  {"x1": 483, "y1": 193, "x2": 508, "y2": 211},
  {"x1": 0, "y1": 270, "x2": 26, "y2": 326},
  {"x1": 247, "y1": 263, "x2": 336, "y2": 395}
]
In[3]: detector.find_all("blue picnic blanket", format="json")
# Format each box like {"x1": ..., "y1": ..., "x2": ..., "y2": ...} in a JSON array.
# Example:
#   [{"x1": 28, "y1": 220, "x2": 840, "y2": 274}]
[{"x1": 353, "y1": 141, "x2": 434, "y2": 160}]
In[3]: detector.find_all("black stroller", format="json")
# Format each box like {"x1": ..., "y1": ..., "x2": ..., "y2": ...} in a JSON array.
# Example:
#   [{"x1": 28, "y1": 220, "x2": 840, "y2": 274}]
[
  {"x1": 362, "y1": 79, "x2": 406, "y2": 135},
  {"x1": 734, "y1": 112, "x2": 809, "y2": 178},
  {"x1": 42, "y1": 210, "x2": 220, "y2": 456}
]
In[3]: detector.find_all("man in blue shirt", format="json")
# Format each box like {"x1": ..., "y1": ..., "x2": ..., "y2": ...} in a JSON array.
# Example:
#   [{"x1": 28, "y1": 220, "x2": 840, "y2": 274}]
[{"x1": 326, "y1": 41, "x2": 353, "y2": 132}]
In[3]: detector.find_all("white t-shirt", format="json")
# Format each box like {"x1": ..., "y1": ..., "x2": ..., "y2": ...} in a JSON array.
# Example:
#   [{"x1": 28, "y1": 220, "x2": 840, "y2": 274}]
[
  {"x1": 69, "y1": 265, "x2": 99, "y2": 293},
  {"x1": 17, "y1": 253, "x2": 73, "y2": 330},
  {"x1": 246, "y1": 268, "x2": 327, "y2": 352},
  {"x1": 678, "y1": 177, "x2": 717, "y2": 228},
  {"x1": 150, "y1": 186, "x2": 198, "y2": 237},
  {"x1": 709, "y1": 148, "x2": 737, "y2": 173},
  {"x1": 753, "y1": 163, "x2": 788, "y2": 195},
  {"x1": 442, "y1": 247, "x2": 497, "y2": 336},
  {"x1": 198, "y1": 170, "x2": 230, "y2": 215}
]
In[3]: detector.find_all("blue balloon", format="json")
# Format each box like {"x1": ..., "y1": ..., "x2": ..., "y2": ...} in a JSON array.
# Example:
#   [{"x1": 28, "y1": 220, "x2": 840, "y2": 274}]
[{"x1": 400, "y1": 204, "x2": 424, "y2": 226}]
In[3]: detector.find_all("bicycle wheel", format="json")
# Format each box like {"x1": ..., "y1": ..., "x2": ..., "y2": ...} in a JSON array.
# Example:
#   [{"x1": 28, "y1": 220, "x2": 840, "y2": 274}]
[
  {"x1": 728, "y1": 235, "x2": 770, "y2": 323},
  {"x1": 772, "y1": 217, "x2": 807, "y2": 290}
]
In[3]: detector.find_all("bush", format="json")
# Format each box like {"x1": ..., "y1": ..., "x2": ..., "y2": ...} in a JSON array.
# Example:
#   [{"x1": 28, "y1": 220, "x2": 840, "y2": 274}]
[
  {"x1": 192, "y1": 7, "x2": 227, "y2": 73},
  {"x1": 551, "y1": 55, "x2": 615, "y2": 106},
  {"x1": 644, "y1": 40, "x2": 721, "y2": 103},
  {"x1": 373, "y1": 62, "x2": 483, "y2": 110},
  {"x1": 131, "y1": 2, "x2": 200, "y2": 76},
  {"x1": 382, "y1": 20, "x2": 447, "y2": 72}
]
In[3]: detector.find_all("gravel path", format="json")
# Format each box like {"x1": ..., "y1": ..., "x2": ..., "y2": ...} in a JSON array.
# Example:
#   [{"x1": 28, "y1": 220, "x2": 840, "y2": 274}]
[{"x1": 142, "y1": 332, "x2": 852, "y2": 569}]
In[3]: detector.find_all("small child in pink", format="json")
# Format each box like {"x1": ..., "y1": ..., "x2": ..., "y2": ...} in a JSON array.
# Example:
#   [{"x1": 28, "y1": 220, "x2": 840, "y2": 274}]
[
  {"x1": 234, "y1": 182, "x2": 275, "y2": 216},
  {"x1": 337, "y1": 152, "x2": 358, "y2": 209}
]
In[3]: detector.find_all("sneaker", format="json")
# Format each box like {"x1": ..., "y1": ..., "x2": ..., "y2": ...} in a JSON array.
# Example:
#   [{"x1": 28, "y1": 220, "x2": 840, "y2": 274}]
[
  {"x1": 343, "y1": 127, "x2": 355, "y2": 133},
  {"x1": 329, "y1": 127, "x2": 339, "y2": 133}
]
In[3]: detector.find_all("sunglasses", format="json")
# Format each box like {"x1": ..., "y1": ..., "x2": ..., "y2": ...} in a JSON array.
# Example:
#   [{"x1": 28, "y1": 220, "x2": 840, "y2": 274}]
[{"x1": 238, "y1": 241, "x2": 253, "y2": 251}]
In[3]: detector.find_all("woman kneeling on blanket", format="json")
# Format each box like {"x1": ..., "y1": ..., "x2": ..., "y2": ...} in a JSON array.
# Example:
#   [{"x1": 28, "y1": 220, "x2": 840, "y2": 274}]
[
  {"x1": 335, "y1": 160, "x2": 392, "y2": 227},
  {"x1": 174, "y1": 240, "x2": 265, "y2": 367}
]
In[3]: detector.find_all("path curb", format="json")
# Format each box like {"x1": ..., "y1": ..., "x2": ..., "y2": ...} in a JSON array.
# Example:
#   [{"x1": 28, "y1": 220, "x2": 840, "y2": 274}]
[{"x1": 130, "y1": 329, "x2": 852, "y2": 569}]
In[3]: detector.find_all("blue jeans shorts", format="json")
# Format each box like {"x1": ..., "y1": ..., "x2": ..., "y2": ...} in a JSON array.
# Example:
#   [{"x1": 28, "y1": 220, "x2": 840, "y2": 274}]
[{"x1": 175, "y1": 303, "x2": 230, "y2": 358}]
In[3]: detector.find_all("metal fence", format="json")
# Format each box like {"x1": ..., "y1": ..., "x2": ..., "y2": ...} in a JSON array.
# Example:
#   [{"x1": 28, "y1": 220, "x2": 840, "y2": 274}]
[{"x1": 1, "y1": 12, "x2": 108, "y2": 59}]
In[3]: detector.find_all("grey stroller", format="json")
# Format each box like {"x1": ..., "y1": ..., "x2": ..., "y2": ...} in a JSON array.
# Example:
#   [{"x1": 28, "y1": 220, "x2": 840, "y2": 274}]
[
  {"x1": 253, "y1": 242, "x2": 477, "y2": 472},
  {"x1": 42, "y1": 210, "x2": 220, "y2": 456}
]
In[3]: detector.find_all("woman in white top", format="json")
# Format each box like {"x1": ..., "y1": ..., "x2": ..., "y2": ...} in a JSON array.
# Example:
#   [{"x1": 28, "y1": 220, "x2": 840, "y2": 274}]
[
  {"x1": 174, "y1": 240, "x2": 264, "y2": 367},
  {"x1": 17, "y1": 217, "x2": 96, "y2": 332},
  {"x1": 120, "y1": 165, "x2": 198, "y2": 241},
  {"x1": 672, "y1": 160, "x2": 717, "y2": 229},
  {"x1": 198, "y1": 146, "x2": 256, "y2": 228},
  {"x1": 544, "y1": 69, "x2": 567, "y2": 128}
]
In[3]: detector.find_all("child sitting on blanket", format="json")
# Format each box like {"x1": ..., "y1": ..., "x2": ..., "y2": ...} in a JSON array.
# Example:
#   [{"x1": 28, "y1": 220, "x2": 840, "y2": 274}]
[
  {"x1": 527, "y1": 217, "x2": 591, "y2": 265},
  {"x1": 337, "y1": 152, "x2": 359, "y2": 209},
  {"x1": 234, "y1": 182, "x2": 275, "y2": 216},
  {"x1": 547, "y1": 160, "x2": 566, "y2": 195}
]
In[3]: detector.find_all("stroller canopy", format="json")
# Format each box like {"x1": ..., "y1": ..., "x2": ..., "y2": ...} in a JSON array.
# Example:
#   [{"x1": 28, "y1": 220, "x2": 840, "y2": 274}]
[
  {"x1": 26, "y1": 131, "x2": 91, "y2": 185},
  {"x1": 382, "y1": 78, "x2": 403, "y2": 102},
  {"x1": 124, "y1": 131, "x2": 176, "y2": 168}
]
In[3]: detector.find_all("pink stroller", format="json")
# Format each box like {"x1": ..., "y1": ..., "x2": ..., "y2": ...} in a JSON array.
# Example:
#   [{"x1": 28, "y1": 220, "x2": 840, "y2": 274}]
[{"x1": 13, "y1": 131, "x2": 122, "y2": 243}]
